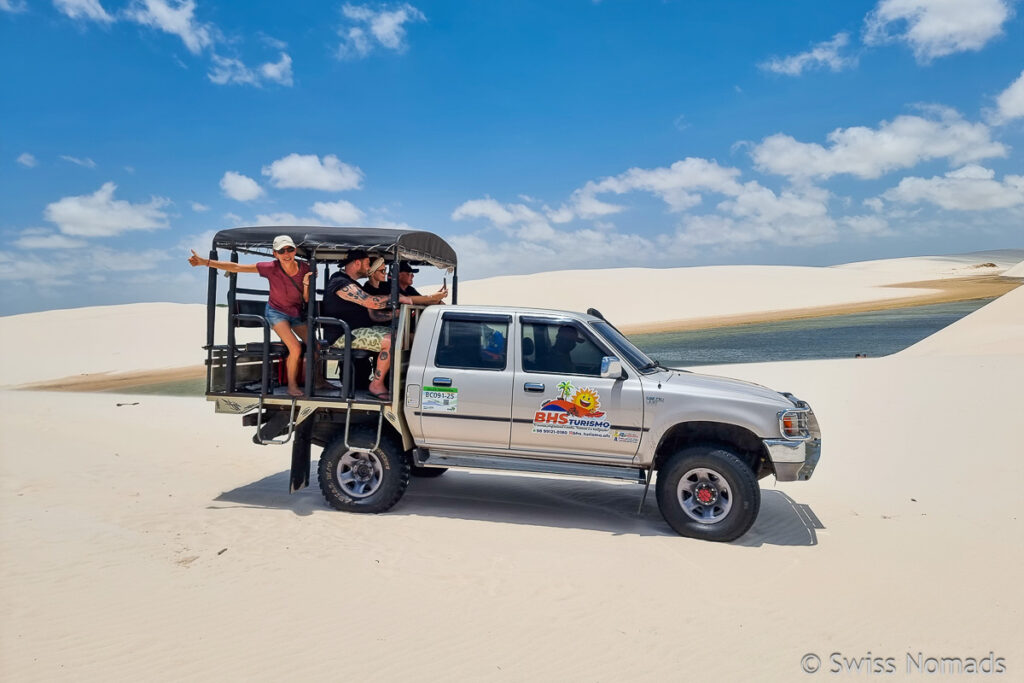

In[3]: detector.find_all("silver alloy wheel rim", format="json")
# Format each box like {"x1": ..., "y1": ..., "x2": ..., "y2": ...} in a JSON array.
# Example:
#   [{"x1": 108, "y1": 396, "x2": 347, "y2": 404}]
[
  {"x1": 337, "y1": 450, "x2": 384, "y2": 499},
  {"x1": 677, "y1": 467, "x2": 733, "y2": 523}
]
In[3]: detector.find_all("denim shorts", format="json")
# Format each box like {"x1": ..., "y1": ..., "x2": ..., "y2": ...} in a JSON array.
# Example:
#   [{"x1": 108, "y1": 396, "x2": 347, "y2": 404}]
[{"x1": 265, "y1": 303, "x2": 305, "y2": 328}]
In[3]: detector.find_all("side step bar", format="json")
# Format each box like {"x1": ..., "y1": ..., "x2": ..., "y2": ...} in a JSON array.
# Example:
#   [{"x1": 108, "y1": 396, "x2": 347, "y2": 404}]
[{"x1": 415, "y1": 449, "x2": 646, "y2": 483}]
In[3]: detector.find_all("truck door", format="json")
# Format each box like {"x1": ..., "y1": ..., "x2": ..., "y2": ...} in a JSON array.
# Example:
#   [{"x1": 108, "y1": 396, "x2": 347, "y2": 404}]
[
  {"x1": 510, "y1": 316, "x2": 644, "y2": 462},
  {"x1": 415, "y1": 311, "x2": 514, "y2": 451}
]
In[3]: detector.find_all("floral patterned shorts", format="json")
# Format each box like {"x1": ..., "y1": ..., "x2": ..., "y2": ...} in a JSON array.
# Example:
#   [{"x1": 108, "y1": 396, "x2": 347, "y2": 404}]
[{"x1": 331, "y1": 326, "x2": 390, "y2": 352}]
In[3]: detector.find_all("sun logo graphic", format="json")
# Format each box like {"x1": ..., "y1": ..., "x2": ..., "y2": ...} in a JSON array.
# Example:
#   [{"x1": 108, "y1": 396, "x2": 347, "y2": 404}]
[{"x1": 570, "y1": 388, "x2": 601, "y2": 416}]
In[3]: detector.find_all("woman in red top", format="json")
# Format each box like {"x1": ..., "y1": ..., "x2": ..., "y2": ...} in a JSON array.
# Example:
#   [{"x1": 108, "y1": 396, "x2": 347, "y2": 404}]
[{"x1": 189, "y1": 235, "x2": 311, "y2": 397}]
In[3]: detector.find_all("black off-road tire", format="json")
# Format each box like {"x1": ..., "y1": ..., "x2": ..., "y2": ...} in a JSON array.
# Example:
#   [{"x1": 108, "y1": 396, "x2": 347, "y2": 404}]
[
  {"x1": 656, "y1": 446, "x2": 760, "y2": 542},
  {"x1": 411, "y1": 465, "x2": 448, "y2": 478},
  {"x1": 318, "y1": 426, "x2": 411, "y2": 513}
]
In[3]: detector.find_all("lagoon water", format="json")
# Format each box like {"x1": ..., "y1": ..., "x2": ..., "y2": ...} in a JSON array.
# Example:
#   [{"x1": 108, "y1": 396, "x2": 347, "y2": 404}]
[
  {"x1": 114, "y1": 298, "x2": 992, "y2": 396},
  {"x1": 631, "y1": 298, "x2": 992, "y2": 367}
]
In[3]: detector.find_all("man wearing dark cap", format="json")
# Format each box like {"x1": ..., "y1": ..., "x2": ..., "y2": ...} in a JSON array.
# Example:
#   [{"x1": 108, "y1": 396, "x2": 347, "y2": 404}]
[{"x1": 397, "y1": 261, "x2": 422, "y2": 298}]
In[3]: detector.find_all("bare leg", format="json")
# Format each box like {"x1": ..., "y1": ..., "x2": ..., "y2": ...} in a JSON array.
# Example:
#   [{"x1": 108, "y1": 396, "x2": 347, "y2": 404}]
[
  {"x1": 368, "y1": 334, "x2": 392, "y2": 398},
  {"x1": 294, "y1": 324, "x2": 331, "y2": 390},
  {"x1": 272, "y1": 321, "x2": 305, "y2": 397}
]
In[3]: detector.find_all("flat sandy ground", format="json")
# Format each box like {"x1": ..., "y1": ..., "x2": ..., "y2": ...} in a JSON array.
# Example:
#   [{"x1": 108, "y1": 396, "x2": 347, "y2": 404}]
[{"x1": 1, "y1": 255, "x2": 1022, "y2": 680}]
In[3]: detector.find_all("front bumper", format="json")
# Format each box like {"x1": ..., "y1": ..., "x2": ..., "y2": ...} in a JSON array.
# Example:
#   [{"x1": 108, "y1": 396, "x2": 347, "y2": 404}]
[
  {"x1": 764, "y1": 398, "x2": 821, "y2": 482},
  {"x1": 763, "y1": 437, "x2": 821, "y2": 481}
]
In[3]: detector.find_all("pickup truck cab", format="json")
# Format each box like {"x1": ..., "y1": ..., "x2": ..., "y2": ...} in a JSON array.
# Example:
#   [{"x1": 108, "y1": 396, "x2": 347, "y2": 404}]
[{"x1": 202, "y1": 226, "x2": 820, "y2": 542}]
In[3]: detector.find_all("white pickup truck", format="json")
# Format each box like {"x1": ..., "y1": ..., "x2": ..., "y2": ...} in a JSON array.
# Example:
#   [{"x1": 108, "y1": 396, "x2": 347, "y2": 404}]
[{"x1": 203, "y1": 226, "x2": 821, "y2": 542}]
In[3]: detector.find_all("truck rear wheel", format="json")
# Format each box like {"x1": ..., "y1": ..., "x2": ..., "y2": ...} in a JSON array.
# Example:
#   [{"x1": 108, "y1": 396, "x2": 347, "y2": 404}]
[
  {"x1": 656, "y1": 446, "x2": 760, "y2": 542},
  {"x1": 318, "y1": 425, "x2": 410, "y2": 513}
]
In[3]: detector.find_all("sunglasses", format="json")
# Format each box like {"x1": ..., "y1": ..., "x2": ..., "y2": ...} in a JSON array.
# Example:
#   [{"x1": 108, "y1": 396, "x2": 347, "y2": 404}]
[{"x1": 276, "y1": 247, "x2": 296, "y2": 254}]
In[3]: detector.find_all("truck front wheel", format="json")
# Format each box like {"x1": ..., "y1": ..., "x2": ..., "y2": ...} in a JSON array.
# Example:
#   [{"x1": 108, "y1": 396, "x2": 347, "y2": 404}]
[
  {"x1": 656, "y1": 446, "x2": 760, "y2": 542},
  {"x1": 318, "y1": 426, "x2": 411, "y2": 513}
]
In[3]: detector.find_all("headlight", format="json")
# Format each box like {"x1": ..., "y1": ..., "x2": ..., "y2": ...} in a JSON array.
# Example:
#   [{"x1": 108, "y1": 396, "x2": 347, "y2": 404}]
[{"x1": 778, "y1": 409, "x2": 811, "y2": 440}]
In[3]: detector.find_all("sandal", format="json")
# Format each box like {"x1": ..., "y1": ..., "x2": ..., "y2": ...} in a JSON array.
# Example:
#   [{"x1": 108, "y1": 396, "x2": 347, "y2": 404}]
[{"x1": 369, "y1": 389, "x2": 392, "y2": 402}]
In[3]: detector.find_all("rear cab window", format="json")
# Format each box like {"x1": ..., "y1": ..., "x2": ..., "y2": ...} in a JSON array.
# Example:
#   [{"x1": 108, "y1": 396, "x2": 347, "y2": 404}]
[{"x1": 434, "y1": 313, "x2": 510, "y2": 370}]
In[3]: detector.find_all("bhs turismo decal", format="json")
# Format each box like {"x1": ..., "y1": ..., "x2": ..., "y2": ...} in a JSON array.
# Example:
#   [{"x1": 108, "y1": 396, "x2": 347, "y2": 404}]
[{"x1": 532, "y1": 381, "x2": 611, "y2": 439}]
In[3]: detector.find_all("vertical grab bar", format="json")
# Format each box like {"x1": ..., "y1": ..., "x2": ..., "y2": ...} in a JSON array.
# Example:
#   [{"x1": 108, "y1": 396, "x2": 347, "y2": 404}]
[
  {"x1": 303, "y1": 255, "x2": 317, "y2": 397},
  {"x1": 205, "y1": 248, "x2": 218, "y2": 393}
]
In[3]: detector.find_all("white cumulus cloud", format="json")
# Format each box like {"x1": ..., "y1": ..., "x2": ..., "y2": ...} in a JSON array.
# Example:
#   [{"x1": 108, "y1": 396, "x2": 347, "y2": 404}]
[
  {"x1": 991, "y1": 70, "x2": 1024, "y2": 124},
  {"x1": 59, "y1": 154, "x2": 97, "y2": 168},
  {"x1": 17, "y1": 153, "x2": 37, "y2": 167},
  {"x1": 253, "y1": 212, "x2": 328, "y2": 227},
  {"x1": 54, "y1": 0, "x2": 114, "y2": 23},
  {"x1": 453, "y1": 165, "x2": 843, "y2": 260},
  {"x1": 43, "y1": 182, "x2": 170, "y2": 237},
  {"x1": 311, "y1": 199, "x2": 365, "y2": 224},
  {"x1": 262, "y1": 153, "x2": 364, "y2": 191},
  {"x1": 126, "y1": 0, "x2": 214, "y2": 54},
  {"x1": 760, "y1": 32, "x2": 856, "y2": 76},
  {"x1": 882, "y1": 165, "x2": 1024, "y2": 210},
  {"x1": 841, "y1": 215, "x2": 892, "y2": 236},
  {"x1": 863, "y1": 0, "x2": 1011, "y2": 62},
  {"x1": 219, "y1": 171, "x2": 264, "y2": 201},
  {"x1": 677, "y1": 184, "x2": 838, "y2": 248},
  {"x1": 338, "y1": 3, "x2": 425, "y2": 59},
  {"x1": 191, "y1": 201, "x2": 209, "y2": 212},
  {"x1": 752, "y1": 107, "x2": 1006, "y2": 180},
  {"x1": 1, "y1": 1, "x2": 28, "y2": 13},
  {"x1": 208, "y1": 52, "x2": 294, "y2": 87},
  {"x1": 208, "y1": 55, "x2": 260, "y2": 86},
  {"x1": 14, "y1": 228, "x2": 89, "y2": 249},
  {"x1": 579, "y1": 158, "x2": 745, "y2": 215},
  {"x1": 260, "y1": 52, "x2": 293, "y2": 86},
  {"x1": 452, "y1": 198, "x2": 561, "y2": 245}
]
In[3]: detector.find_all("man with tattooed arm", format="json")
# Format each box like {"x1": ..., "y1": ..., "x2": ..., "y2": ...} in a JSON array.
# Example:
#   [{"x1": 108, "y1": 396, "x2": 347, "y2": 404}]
[{"x1": 322, "y1": 251, "x2": 446, "y2": 400}]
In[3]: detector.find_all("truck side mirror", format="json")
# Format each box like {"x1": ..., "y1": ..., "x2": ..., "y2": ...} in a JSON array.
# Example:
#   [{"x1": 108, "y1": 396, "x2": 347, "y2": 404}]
[{"x1": 600, "y1": 356, "x2": 625, "y2": 380}]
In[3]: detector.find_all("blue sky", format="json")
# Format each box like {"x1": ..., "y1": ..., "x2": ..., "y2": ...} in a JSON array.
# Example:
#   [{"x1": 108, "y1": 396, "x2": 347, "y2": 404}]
[{"x1": 2, "y1": 0, "x2": 1023, "y2": 315}]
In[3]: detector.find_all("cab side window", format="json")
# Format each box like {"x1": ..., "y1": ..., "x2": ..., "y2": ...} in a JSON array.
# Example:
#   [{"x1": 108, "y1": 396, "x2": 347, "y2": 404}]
[
  {"x1": 521, "y1": 322, "x2": 605, "y2": 376},
  {"x1": 435, "y1": 318, "x2": 508, "y2": 370}
]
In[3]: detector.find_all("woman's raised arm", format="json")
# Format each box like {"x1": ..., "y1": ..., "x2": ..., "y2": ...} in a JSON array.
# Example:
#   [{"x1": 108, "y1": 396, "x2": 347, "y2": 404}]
[{"x1": 188, "y1": 249, "x2": 259, "y2": 274}]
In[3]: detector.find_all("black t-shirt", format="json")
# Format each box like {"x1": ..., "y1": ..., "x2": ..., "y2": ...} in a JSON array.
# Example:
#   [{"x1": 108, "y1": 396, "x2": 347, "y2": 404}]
[
  {"x1": 363, "y1": 280, "x2": 389, "y2": 297},
  {"x1": 322, "y1": 271, "x2": 373, "y2": 344},
  {"x1": 363, "y1": 282, "x2": 420, "y2": 298}
]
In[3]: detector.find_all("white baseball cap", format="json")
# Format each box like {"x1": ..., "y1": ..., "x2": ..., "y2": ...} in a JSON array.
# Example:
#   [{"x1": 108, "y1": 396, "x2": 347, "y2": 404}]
[{"x1": 272, "y1": 235, "x2": 296, "y2": 252}]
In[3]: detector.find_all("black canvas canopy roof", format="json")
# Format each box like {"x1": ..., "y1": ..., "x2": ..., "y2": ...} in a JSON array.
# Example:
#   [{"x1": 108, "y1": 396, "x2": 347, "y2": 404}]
[{"x1": 211, "y1": 225, "x2": 457, "y2": 271}]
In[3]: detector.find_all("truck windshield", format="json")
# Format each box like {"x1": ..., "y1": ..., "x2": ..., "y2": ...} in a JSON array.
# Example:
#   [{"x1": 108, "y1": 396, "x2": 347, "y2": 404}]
[{"x1": 591, "y1": 321, "x2": 657, "y2": 373}]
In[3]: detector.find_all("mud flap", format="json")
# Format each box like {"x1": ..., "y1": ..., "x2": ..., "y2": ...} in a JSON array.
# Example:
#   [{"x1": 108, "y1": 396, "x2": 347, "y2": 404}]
[
  {"x1": 251, "y1": 410, "x2": 291, "y2": 444},
  {"x1": 289, "y1": 416, "x2": 313, "y2": 493}
]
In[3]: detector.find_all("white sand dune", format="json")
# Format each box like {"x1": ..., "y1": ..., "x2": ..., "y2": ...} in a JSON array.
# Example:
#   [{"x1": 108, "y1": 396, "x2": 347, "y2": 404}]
[
  {"x1": 0, "y1": 303, "x2": 264, "y2": 388},
  {"x1": 1, "y1": 263, "x2": 1022, "y2": 679},
  {"x1": 0, "y1": 303, "x2": 207, "y2": 387},
  {"x1": 898, "y1": 285, "x2": 1024, "y2": 356},
  {"x1": 1003, "y1": 259, "x2": 1024, "y2": 278},
  {"x1": 458, "y1": 263, "x2": 934, "y2": 328},
  {"x1": 455, "y1": 251, "x2": 1023, "y2": 328},
  {"x1": 2, "y1": 252, "x2": 1018, "y2": 388}
]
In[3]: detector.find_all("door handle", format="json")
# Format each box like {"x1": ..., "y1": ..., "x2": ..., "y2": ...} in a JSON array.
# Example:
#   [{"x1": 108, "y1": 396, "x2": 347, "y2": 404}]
[
  {"x1": 432, "y1": 377, "x2": 452, "y2": 387},
  {"x1": 524, "y1": 382, "x2": 545, "y2": 392}
]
